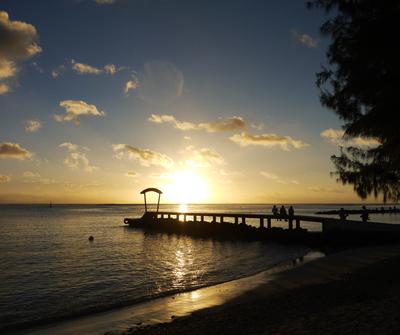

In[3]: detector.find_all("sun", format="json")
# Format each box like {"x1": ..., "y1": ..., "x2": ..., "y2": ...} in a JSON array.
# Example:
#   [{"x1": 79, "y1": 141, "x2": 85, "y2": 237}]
[{"x1": 163, "y1": 170, "x2": 209, "y2": 204}]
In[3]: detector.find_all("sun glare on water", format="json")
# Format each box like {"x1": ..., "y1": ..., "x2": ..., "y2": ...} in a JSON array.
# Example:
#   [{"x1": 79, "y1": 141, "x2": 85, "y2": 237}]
[{"x1": 163, "y1": 170, "x2": 209, "y2": 204}]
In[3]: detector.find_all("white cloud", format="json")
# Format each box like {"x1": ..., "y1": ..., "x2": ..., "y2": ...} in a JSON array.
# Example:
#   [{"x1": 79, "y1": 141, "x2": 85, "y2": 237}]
[
  {"x1": 124, "y1": 79, "x2": 138, "y2": 95},
  {"x1": 320, "y1": 128, "x2": 380, "y2": 147},
  {"x1": 0, "y1": 59, "x2": 17, "y2": 80},
  {"x1": 308, "y1": 186, "x2": 345, "y2": 193},
  {"x1": 52, "y1": 60, "x2": 123, "y2": 78},
  {"x1": 0, "y1": 11, "x2": 42, "y2": 94},
  {"x1": 183, "y1": 146, "x2": 224, "y2": 168},
  {"x1": 260, "y1": 171, "x2": 299, "y2": 185},
  {"x1": 22, "y1": 171, "x2": 40, "y2": 178},
  {"x1": 55, "y1": 100, "x2": 105, "y2": 125},
  {"x1": 113, "y1": 144, "x2": 174, "y2": 168},
  {"x1": 71, "y1": 61, "x2": 103, "y2": 75},
  {"x1": 148, "y1": 114, "x2": 246, "y2": 132},
  {"x1": 51, "y1": 65, "x2": 66, "y2": 78},
  {"x1": 0, "y1": 142, "x2": 33, "y2": 160},
  {"x1": 230, "y1": 132, "x2": 309, "y2": 150},
  {"x1": 291, "y1": 30, "x2": 319, "y2": 48},
  {"x1": 24, "y1": 119, "x2": 42, "y2": 133},
  {"x1": 0, "y1": 174, "x2": 11, "y2": 183},
  {"x1": 0, "y1": 83, "x2": 10, "y2": 95},
  {"x1": 104, "y1": 64, "x2": 117, "y2": 74},
  {"x1": 126, "y1": 171, "x2": 139, "y2": 177},
  {"x1": 60, "y1": 142, "x2": 98, "y2": 172}
]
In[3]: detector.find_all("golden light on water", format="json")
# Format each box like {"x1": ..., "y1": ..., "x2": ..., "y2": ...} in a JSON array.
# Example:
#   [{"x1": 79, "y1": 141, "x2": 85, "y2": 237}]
[{"x1": 163, "y1": 170, "x2": 209, "y2": 204}]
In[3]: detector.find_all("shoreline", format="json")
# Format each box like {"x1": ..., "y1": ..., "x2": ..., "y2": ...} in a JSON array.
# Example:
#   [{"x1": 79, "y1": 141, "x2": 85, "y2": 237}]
[
  {"x1": 120, "y1": 244, "x2": 400, "y2": 335},
  {"x1": 9, "y1": 250, "x2": 321, "y2": 335}
]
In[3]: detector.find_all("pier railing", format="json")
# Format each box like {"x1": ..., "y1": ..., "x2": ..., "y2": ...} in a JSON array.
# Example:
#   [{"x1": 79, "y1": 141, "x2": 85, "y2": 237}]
[{"x1": 146, "y1": 211, "x2": 332, "y2": 230}]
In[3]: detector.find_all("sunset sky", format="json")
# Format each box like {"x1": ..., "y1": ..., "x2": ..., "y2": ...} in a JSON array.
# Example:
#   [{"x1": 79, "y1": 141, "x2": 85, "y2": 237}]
[{"x1": 0, "y1": 0, "x2": 379, "y2": 204}]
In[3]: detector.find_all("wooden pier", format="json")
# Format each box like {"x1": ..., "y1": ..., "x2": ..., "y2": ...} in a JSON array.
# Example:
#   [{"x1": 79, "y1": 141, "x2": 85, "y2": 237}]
[
  {"x1": 145, "y1": 211, "x2": 325, "y2": 230},
  {"x1": 125, "y1": 210, "x2": 400, "y2": 232},
  {"x1": 123, "y1": 189, "x2": 400, "y2": 245}
]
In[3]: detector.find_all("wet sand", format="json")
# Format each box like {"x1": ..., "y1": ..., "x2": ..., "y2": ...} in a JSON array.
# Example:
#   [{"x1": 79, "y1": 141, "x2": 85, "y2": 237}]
[{"x1": 120, "y1": 245, "x2": 400, "y2": 335}]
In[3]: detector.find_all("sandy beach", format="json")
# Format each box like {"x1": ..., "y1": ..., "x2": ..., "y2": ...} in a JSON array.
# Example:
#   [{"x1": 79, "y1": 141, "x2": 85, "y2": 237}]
[{"x1": 119, "y1": 245, "x2": 400, "y2": 335}]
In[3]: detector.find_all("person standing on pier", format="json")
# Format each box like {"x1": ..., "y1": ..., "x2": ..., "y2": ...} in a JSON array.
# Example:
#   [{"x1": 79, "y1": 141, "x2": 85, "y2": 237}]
[
  {"x1": 280, "y1": 205, "x2": 287, "y2": 221},
  {"x1": 288, "y1": 206, "x2": 294, "y2": 218},
  {"x1": 361, "y1": 206, "x2": 370, "y2": 222},
  {"x1": 272, "y1": 205, "x2": 278, "y2": 218},
  {"x1": 338, "y1": 208, "x2": 348, "y2": 221}
]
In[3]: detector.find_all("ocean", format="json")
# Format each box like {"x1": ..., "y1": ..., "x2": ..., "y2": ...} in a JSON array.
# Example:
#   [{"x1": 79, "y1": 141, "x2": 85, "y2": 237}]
[{"x1": 0, "y1": 203, "x2": 399, "y2": 332}]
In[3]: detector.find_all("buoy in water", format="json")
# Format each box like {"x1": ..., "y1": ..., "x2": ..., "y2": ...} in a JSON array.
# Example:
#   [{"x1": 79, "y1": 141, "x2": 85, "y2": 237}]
[{"x1": 88, "y1": 236, "x2": 94, "y2": 241}]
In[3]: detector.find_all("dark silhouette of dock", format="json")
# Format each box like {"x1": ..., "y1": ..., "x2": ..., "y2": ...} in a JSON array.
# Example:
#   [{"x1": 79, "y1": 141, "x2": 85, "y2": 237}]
[
  {"x1": 124, "y1": 210, "x2": 400, "y2": 247},
  {"x1": 124, "y1": 188, "x2": 400, "y2": 247}
]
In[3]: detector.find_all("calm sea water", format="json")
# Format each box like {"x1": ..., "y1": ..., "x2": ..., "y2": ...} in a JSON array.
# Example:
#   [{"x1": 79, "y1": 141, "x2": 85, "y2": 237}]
[{"x1": 0, "y1": 204, "x2": 399, "y2": 331}]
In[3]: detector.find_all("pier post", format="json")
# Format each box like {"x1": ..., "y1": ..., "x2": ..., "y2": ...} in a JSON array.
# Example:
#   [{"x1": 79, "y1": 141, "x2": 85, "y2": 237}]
[
  {"x1": 167, "y1": 214, "x2": 170, "y2": 219},
  {"x1": 213, "y1": 215, "x2": 216, "y2": 223},
  {"x1": 194, "y1": 215, "x2": 197, "y2": 222},
  {"x1": 288, "y1": 218, "x2": 293, "y2": 230},
  {"x1": 259, "y1": 218, "x2": 264, "y2": 229},
  {"x1": 221, "y1": 216, "x2": 224, "y2": 223},
  {"x1": 267, "y1": 218, "x2": 271, "y2": 229},
  {"x1": 201, "y1": 215, "x2": 204, "y2": 222},
  {"x1": 184, "y1": 215, "x2": 187, "y2": 222},
  {"x1": 296, "y1": 219, "x2": 300, "y2": 229},
  {"x1": 235, "y1": 217, "x2": 239, "y2": 225},
  {"x1": 241, "y1": 217, "x2": 246, "y2": 225}
]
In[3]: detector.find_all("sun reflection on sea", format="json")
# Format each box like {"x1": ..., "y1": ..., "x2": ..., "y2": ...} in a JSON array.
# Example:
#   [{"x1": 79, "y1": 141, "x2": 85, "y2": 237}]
[{"x1": 179, "y1": 203, "x2": 188, "y2": 213}]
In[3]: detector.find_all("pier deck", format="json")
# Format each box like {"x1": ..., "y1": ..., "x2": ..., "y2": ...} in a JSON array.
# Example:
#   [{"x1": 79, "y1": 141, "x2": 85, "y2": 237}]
[{"x1": 125, "y1": 211, "x2": 400, "y2": 233}]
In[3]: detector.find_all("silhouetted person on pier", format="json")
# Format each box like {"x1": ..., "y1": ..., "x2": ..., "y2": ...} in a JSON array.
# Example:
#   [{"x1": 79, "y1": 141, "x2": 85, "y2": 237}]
[
  {"x1": 280, "y1": 205, "x2": 287, "y2": 221},
  {"x1": 360, "y1": 206, "x2": 369, "y2": 222},
  {"x1": 288, "y1": 206, "x2": 294, "y2": 217},
  {"x1": 338, "y1": 208, "x2": 348, "y2": 221},
  {"x1": 272, "y1": 205, "x2": 278, "y2": 218}
]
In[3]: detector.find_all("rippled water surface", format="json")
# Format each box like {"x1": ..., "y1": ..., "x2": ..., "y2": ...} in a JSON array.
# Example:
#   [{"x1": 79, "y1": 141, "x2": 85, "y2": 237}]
[{"x1": 0, "y1": 204, "x2": 398, "y2": 331}]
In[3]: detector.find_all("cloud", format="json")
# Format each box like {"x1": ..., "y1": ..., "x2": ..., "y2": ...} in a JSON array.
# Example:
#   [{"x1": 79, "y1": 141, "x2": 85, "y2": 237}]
[
  {"x1": 113, "y1": 144, "x2": 174, "y2": 168},
  {"x1": 126, "y1": 171, "x2": 139, "y2": 177},
  {"x1": 230, "y1": 132, "x2": 309, "y2": 150},
  {"x1": 24, "y1": 119, "x2": 42, "y2": 133},
  {"x1": 320, "y1": 128, "x2": 380, "y2": 147},
  {"x1": 124, "y1": 79, "x2": 138, "y2": 95},
  {"x1": 52, "y1": 60, "x2": 124, "y2": 78},
  {"x1": 0, "y1": 11, "x2": 42, "y2": 93},
  {"x1": 0, "y1": 142, "x2": 33, "y2": 160},
  {"x1": 0, "y1": 59, "x2": 17, "y2": 80},
  {"x1": 51, "y1": 65, "x2": 66, "y2": 78},
  {"x1": 71, "y1": 61, "x2": 102, "y2": 75},
  {"x1": 183, "y1": 146, "x2": 224, "y2": 167},
  {"x1": 260, "y1": 171, "x2": 299, "y2": 185},
  {"x1": 291, "y1": 30, "x2": 319, "y2": 48},
  {"x1": 22, "y1": 171, "x2": 40, "y2": 178},
  {"x1": 55, "y1": 100, "x2": 105, "y2": 125},
  {"x1": 308, "y1": 186, "x2": 345, "y2": 193},
  {"x1": 0, "y1": 174, "x2": 11, "y2": 183},
  {"x1": 199, "y1": 117, "x2": 246, "y2": 132},
  {"x1": 0, "y1": 11, "x2": 42, "y2": 60},
  {"x1": 0, "y1": 83, "x2": 10, "y2": 95},
  {"x1": 60, "y1": 142, "x2": 98, "y2": 172},
  {"x1": 104, "y1": 64, "x2": 117, "y2": 75},
  {"x1": 148, "y1": 114, "x2": 246, "y2": 132}
]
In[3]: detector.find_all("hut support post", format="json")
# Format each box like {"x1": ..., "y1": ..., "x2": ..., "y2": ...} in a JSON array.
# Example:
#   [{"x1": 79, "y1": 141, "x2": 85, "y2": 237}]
[
  {"x1": 143, "y1": 193, "x2": 147, "y2": 212},
  {"x1": 156, "y1": 193, "x2": 160, "y2": 213}
]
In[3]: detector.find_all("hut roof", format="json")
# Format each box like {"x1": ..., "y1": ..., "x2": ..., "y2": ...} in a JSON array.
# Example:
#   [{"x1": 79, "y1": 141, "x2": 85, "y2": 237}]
[{"x1": 140, "y1": 187, "x2": 163, "y2": 195}]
